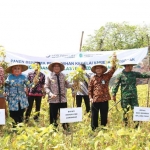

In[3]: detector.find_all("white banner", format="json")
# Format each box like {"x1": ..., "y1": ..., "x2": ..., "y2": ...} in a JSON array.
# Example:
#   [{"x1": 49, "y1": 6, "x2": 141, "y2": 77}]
[{"x1": 5, "y1": 47, "x2": 148, "y2": 76}]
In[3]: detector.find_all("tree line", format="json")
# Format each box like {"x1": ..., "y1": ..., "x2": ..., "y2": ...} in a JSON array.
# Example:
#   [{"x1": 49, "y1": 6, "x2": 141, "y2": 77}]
[{"x1": 82, "y1": 22, "x2": 150, "y2": 51}]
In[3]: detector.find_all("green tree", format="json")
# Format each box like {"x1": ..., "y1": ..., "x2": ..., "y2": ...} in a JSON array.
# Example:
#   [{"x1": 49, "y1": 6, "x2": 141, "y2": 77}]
[{"x1": 82, "y1": 22, "x2": 150, "y2": 51}]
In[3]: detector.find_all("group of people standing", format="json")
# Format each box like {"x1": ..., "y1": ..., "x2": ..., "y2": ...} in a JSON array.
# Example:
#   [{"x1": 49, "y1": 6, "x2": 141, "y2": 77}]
[{"x1": 0, "y1": 58, "x2": 150, "y2": 131}]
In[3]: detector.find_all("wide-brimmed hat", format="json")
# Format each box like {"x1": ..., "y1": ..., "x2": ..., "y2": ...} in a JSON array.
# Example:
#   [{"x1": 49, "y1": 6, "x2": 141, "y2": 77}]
[
  {"x1": 48, "y1": 62, "x2": 65, "y2": 72},
  {"x1": 120, "y1": 60, "x2": 137, "y2": 66},
  {"x1": 5, "y1": 63, "x2": 28, "y2": 73},
  {"x1": 91, "y1": 64, "x2": 107, "y2": 73}
]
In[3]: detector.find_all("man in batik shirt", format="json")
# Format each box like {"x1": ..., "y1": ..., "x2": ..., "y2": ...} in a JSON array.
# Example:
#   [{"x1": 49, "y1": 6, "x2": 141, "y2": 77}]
[
  {"x1": 88, "y1": 63, "x2": 116, "y2": 130},
  {"x1": 44, "y1": 62, "x2": 72, "y2": 131},
  {"x1": 112, "y1": 60, "x2": 150, "y2": 128}
]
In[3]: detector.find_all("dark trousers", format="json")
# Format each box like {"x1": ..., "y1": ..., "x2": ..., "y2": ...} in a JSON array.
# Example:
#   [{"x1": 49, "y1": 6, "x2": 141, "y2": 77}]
[
  {"x1": 122, "y1": 98, "x2": 139, "y2": 128},
  {"x1": 76, "y1": 95, "x2": 90, "y2": 113},
  {"x1": 49, "y1": 103, "x2": 69, "y2": 130},
  {"x1": 25, "y1": 96, "x2": 42, "y2": 120},
  {"x1": 10, "y1": 103, "x2": 25, "y2": 124},
  {"x1": 91, "y1": 101, "x2": 108, "y2": 130}
]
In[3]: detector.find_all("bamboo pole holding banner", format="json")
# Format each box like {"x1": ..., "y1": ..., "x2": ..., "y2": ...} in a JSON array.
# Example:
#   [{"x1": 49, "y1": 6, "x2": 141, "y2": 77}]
[
  {"x1": 72, "y1": 31, "x2": 84, "y2": 107},
  {"x1": 70, "y1": 31, "x2": 85, "y2": 146},
  {"x1": 79, "y1": 31, "x2": 84, "y2": 52},
  {"x1": 147, "y1": 46, "x2": 150, "y2": 107}
]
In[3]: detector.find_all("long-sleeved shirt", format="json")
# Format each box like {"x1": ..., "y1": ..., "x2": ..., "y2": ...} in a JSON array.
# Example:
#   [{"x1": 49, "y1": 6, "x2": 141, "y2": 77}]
[
  {"x1": 112, "y1": 70, "x2": 150, "y2": 99},
  {"x1": 88, "y1": 67, "x2": 116, "y2": 102},
  {"x1": 5, "y1": 74, "x2": 33, "y2": 111},
  {"x1": 27, "y1": 71, "x2": 45, "y2": 96},
  {"x1": 44, "y1": 72, "x2": 72, "y2": 103}
]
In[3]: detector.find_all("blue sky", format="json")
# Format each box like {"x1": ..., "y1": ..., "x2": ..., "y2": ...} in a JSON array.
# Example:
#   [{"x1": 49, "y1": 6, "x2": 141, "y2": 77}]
[{"x1": 0, "y1": 0, "x2": 150, "y2": 56}]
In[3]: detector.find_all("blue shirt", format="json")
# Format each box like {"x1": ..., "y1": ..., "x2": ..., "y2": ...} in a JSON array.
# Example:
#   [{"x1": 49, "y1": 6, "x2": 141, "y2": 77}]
[{"x1": 5, "y1": 74, "x2": 33, "y2": 111}]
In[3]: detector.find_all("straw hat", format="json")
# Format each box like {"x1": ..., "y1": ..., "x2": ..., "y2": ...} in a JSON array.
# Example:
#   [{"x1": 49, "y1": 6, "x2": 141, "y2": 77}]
[
  {"x1": 48, "y1": 62, "x2": 65, "y2": 72},
  {"x1": 120, "y1": 60, "x2": 137, "y2": 66},
  {"x1": 5, "y1": 63, "x2": 28, "y2": 73},
  {"x1": 91, "y1": 64, "x2": 107, "y2": 73}
]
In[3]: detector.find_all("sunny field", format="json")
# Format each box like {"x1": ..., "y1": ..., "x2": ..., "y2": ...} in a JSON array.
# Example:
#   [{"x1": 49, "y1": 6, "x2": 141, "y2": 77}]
[{"x1": 0, "y1": 85, "x2": 150, "y2": 150}]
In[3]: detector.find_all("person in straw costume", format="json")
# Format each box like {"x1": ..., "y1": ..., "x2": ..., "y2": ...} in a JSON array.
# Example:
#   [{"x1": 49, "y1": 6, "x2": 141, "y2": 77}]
[
  {"x1": 4, "y1": 63, "x2": 38, "y2": 126},
  {"x1": 88, "y1": 57, "x2": 116, "y2": 131},
  {"x1": 44, "y1": 62, "x2": 73, "y2": 132},
  {"x1": 112, "y1": 60, "x2": 150, "y2": 128}
]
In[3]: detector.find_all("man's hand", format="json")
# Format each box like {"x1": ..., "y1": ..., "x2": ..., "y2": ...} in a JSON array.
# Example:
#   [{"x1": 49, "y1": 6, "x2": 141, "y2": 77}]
[
  {"x1": 42, "y1": 92, "x2": 46, "y2": 99},
  {"x1": 51, "y1": 94, "x2": 57, "y2": 99},
  {"x1": 90, "y1": 98, "x2": 94, "y2": 103},
  {"x1": 72, "y1": 93, "x2": 76, "y2": 98},
  {"x1": 3, "y1": 92, "x2": 7, "y2": 97}
]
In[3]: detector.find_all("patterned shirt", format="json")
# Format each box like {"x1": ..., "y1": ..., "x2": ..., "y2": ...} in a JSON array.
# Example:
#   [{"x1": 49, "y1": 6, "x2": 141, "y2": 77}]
[
  {"x1": 44, "y1": 72, "x2": 72, "y2": 103},
  {"x1": 112, "y1": 70, "x2": 150, "y2": 99},
  {"x1": 88, "y1": 67, "x2": 116, "y2": 102},
  {"x1": 28, "y1": 71, "x2": 45, "y2": 96},
  {"x1": 5, "y1": 74, "x2": 32, "y2": 111}
]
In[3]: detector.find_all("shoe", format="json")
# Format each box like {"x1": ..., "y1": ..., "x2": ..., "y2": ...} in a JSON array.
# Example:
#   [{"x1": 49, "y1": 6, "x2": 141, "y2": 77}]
[
  {"x1": 124, "y1": 122, "x2": 128, "y2": 127},
  {"x1": 34, "y1": 118, "x2": 39, "y2": 122},
  {"x1": 12, "y1": 122, "x2": 17, "y2": 128},
  {"x1": 25, "y1": 119, "x2": 29, "y2": 123},
  {"x1": 24, "y1": 116, "x2": 29, "y2": 123},
  {"x1": 134, "y1": 124, "x2": 139, "y2": 129},
  {"x1": 63, "y1": 124, "x2": 71, "y2": 133},
  {"x1": 63, "y1": 127, "x2": 71, "y2": 134},
  {"x1": 66, "y1": 127, "x2": 71, "y2": 132},
  {"x1": 62, "y1": 124, "x2": 68, "y2": 130}
]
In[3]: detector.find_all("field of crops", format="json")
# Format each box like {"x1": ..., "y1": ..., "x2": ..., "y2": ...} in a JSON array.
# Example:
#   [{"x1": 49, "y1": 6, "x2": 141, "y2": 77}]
[{"x1": 0, "y1": 85, "x2": 150, "y2": 150}]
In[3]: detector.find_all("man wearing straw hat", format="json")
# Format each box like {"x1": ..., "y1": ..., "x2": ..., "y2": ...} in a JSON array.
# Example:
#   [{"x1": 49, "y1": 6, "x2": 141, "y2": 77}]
[
  {"x1": 88, "y1": 62, "x2": 116, "y2": 130},
  {"x1": 112, "y1": 60, "x2": 150, "y2": 128},
  {"x1": 44, "y1": 62, "x2": 72, "y2": 131},
  {"x1": 4, "y1": 63, "x2": 38, "y2": 126}
]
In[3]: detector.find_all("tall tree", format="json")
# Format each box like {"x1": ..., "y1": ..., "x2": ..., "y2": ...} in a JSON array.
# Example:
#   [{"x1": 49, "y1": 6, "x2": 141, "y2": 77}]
[{"x1": 82, "y1": 22, "x2": 150, "y2": 51}]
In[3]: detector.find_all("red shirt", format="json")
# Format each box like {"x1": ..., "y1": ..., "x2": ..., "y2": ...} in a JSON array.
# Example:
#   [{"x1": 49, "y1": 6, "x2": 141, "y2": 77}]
[{"x1": 88, "y1": 67, "x2": 115, "y2": 102}]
